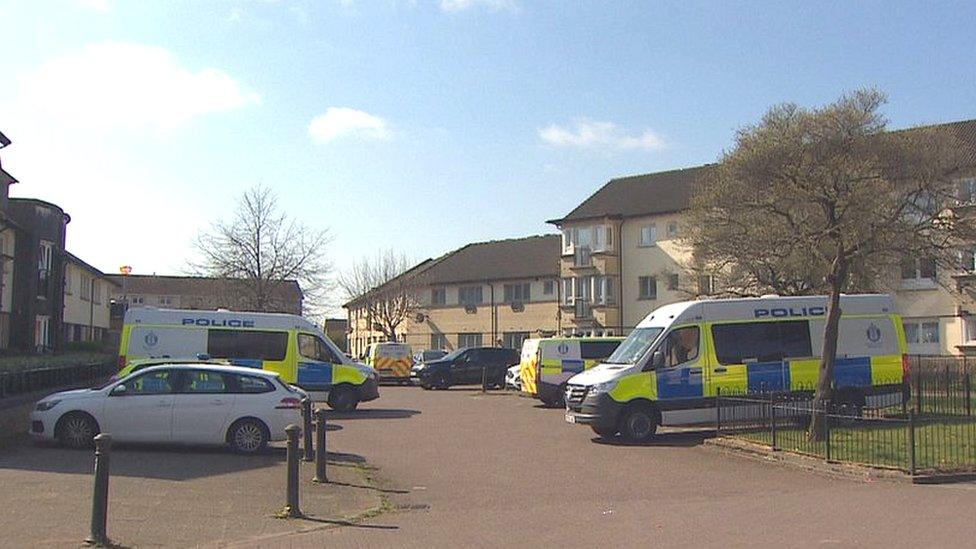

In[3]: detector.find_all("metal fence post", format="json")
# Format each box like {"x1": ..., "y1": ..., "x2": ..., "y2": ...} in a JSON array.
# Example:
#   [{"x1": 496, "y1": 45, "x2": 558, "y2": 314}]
[
  {"x1": 85, "y1": 434, "x2": 112, "y2": 546},
  {"x1": 908, "y1": 410, "x2": 916, "y2": 476},
  {"x1": 914, "y1": 370, "x2": 922, "y2": 415},
  {"x1": 284, "y1": 424, "x2": 302, "y2": 518},
  {"x1": 966, "y1": 373, "x2": 972, "y2": 418},
  {"x1": 313, "y1": 408, "x2": 328, "y2": 483},
  {"x1": 301, "y1": 398, "x2": 314, "y2": 462},
  {"x1": 770, "y1": 392, "x2": 777, "y2": 451}
]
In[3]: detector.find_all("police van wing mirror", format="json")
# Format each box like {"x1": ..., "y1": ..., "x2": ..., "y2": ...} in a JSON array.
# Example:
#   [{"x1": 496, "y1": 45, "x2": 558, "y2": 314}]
[{"x1": 646, "y1": 350, "x2": 665, "y2": 371}]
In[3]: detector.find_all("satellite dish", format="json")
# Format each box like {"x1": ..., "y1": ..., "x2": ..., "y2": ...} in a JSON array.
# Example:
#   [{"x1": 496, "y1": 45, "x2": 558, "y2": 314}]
[
  {"x1": 510, "y1": 302, "x2": 524, "y2": 313},
  {"x1": 414, "y1": 313, "x2": 426, "y2": 323},
  {"x1": 464, "y1": 304, "x2": 477, "y2": 314}
]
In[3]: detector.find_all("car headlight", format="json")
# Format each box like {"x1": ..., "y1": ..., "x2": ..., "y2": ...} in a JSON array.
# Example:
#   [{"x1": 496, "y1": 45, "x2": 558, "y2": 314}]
[
  {"x1": 35, "y1": 399, "x2": 61, "y2": 412},
  {"x1": 588, "y1": 380, "x2": 617, "y2": 395}
]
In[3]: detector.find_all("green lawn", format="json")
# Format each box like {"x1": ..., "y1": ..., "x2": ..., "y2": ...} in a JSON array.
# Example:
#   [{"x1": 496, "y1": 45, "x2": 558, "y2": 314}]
[
  {"x1": 0, "y1": 352, "x2": 114, "y2": 373},
  {"x1": 733, "y1": 419, "x2": 976, "y2": 473}
]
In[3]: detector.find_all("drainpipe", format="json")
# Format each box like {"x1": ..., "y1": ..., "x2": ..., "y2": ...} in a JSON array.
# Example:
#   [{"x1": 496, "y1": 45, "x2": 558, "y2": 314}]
[
  {"x1": 88, "y1": 277, "x2": 95, "y2": 342},
  {"x1": 618, "y1": 220, "x2": 624, "y2": 335}
]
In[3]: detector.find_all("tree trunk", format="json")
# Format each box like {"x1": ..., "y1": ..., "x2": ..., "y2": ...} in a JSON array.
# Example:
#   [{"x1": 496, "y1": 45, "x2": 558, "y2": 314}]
[{"x1": 808, "y1": 261, "x2": 847, "y2": 441}]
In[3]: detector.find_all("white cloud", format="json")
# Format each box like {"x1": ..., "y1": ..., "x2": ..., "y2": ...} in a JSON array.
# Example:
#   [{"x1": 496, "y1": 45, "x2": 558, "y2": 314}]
[
  {"x1": 308, "y1": 107, "x2": 391, "y2": 143},
  {"x1": 538, "y1": 119, "x2": 665, "y2": 151},
  {"x1": 439, "y1": 0, "x2": 517, "y2": 12},
  {"x1": 18, "y1": 42, "x2": 260, "y2": 132},
  {"x1": 74, "y1": 0, "x2": 110, "y2": 12}
]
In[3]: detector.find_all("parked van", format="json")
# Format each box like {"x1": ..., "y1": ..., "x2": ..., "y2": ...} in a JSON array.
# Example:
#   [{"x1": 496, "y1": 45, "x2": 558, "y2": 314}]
[
  {"x1": 564, "y1": 295, "x2": 907, "y2": 441},
  {"x1": 519, "y1": 337, "x2": 625, "y2": 407},
  {"x1": 119, "y1": 308, "x2": 379, "y2": 411},
  {"x1": 366, "y1": 342, "x2": 413, "y2": 383}
]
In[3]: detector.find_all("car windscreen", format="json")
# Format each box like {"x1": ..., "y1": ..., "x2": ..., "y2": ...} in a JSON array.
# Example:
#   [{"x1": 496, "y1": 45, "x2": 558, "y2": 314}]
[
  {"x1": 439, "y1": 348, "x2": 467, "y2": 361},
  {"x1": 604, "y1": 327, "x2": 664, "y2": 365}
]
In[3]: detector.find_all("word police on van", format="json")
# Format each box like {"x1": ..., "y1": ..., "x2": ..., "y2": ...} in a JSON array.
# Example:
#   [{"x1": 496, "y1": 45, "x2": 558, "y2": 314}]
[{"x1": 181, "y1": 318, "x2": 256, "y2": 328}]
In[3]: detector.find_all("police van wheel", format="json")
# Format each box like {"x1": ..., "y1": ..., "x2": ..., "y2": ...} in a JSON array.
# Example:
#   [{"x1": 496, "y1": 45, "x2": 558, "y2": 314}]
[
  {"x1": 619, "y1": 405, "x2": 658, "y2": 442},
  {"x1": 328, "y1": 385, "x2": 359, "y2": 412}
]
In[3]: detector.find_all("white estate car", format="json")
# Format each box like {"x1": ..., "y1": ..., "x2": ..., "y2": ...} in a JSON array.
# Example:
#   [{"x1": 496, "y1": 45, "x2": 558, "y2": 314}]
[{"x1": 30, "y1": 364, "x2": 303, "y2": 454}]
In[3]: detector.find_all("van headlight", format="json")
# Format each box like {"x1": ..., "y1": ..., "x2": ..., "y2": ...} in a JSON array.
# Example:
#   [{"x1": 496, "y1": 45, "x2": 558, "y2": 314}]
[
  {"x1": 589, "y1": 380, "x2": 617, "y2": 395},
  {"x1": 35, "y1": 399, "x2": 61, "y2": 412}
]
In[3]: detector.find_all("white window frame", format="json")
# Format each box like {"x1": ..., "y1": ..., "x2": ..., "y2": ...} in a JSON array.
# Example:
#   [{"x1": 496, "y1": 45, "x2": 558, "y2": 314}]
[
  {"x1": 638, "y1": 276, "x2": 657, "y2": 300},
  {"x1": 639, "y1": 225, "x2": 657, "y2": 247}
]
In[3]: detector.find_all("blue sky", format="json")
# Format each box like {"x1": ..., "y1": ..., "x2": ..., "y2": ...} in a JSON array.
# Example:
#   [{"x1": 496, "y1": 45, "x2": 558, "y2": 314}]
[{"x1": 1, "y1": 0, "x2": 975, "y2": 312}]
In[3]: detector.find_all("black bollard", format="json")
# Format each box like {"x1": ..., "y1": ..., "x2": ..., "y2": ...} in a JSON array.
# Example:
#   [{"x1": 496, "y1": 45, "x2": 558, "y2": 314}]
[
  {"x1": 301, "y1": 398, "x2": 314, "y2": 462},
  {"x1": 313, "y1": 408, "x2": 328, "y2": 483},
  {"x1": 85, "y1": 434, "x2": 112, "y2": 546},
  {"x1": 284, "y1": 424, "x2": 302, "y2": 518}
]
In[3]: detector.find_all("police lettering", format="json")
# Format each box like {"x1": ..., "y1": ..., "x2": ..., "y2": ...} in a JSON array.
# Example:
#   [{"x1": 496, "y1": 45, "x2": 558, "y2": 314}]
[
  {"x1": 181, "y1": 318, "x2": 255, "y2": 328},
  {"x1": 754, "y1": 306, "x2": 826, "y2": 318}
]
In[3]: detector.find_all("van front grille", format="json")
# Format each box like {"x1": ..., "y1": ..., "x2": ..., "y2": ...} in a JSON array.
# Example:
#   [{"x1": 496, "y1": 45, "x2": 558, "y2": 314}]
[{"x1": 565, "y1": 384, "x2": 589, "y2": 410}]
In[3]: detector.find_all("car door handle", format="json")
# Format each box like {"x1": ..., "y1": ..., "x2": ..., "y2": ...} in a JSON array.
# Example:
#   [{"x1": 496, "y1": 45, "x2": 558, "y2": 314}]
[
  {"x1": 688, "y1": 368, "x2": 702, "y2": 375},
  {"x1": 714, "y1": 367, "x2": 728, "y2": 374}
]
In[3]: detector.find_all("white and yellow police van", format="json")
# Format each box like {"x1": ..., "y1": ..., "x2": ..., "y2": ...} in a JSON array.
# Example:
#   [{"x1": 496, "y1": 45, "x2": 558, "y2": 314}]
[
  {"x1": 366, "y1": 342, "x2": 413, "y2": 383},
  {"x1": 564, "y1": 295, "x2": 907, "y2": 441},
  {"x1": 119, "y1": 308, "x2": 379, "y2": 411},
  {"x1": 519, "y1": 337, "x2": 624, "y2": 407}
]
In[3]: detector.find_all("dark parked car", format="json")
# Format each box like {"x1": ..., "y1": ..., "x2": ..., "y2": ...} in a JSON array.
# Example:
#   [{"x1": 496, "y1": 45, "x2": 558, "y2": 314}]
[{"x1": 416, "y1": 347, "x2": 519, "y2": 389}]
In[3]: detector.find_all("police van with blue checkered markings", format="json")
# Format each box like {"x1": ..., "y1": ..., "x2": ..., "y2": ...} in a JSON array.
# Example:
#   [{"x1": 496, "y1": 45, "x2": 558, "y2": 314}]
[
  {"x1": 564, "y1": 295, "x2": 907, "y2": 441},
  {"x1": 119, "y1": 308, "x2": 379, "y2": 411}
]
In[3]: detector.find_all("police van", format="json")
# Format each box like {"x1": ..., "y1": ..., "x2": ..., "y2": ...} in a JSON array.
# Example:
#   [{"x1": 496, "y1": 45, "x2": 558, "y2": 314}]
[
  {"x1": 366, "y1": 342, "x2": 413, "y2": 383},
  {"x1": 119, "y1": 308, "x2": 379, "y2": 411},
  {"x1": 564, "y1": 295, "x2": 906, "y2": 441},
  {"x1": 519, "y1": 337, "x2": 624, "y2": 407}
]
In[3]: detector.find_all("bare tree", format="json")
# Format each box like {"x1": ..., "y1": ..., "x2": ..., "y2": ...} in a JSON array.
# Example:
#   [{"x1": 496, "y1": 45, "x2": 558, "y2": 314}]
[
  {"x1": 192, "y1": 185, "x2": 332, "y2": 316},
  {"x1": 686, "y1": 89, "x2": 970, "y2": 439},
  {"x1": 339, "y1": 250, "x2": 421, "y2": 342}
]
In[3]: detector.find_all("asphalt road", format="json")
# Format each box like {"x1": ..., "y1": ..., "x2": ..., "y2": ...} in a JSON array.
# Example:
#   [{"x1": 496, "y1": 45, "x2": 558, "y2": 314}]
[{"x1": 244, "y1": 386, "x2": 976, "y2": 548}]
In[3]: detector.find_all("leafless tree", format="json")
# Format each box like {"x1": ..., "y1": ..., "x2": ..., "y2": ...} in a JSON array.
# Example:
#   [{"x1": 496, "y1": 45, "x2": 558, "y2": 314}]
[
  {"x1": 339, "y1": 250, "x2": 421, "y2": 341},
  {"x1": 686, "y1": 89, "x2": 971, "y2": 440},
  {"x1": 192, "y1": 185, "x2": 332, "y2": 316}
]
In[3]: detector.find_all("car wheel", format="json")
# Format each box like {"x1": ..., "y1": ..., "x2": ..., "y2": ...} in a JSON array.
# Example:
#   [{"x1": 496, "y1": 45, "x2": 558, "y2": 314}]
[
  {"x1": 328, "y1": 385, "x2": 359, "y2": 412},
  {"x1": 56, "y1": 412, "x2": 99, "y2": 449},
  {"x1": 228, "y1": 418, "x2": 268, "y2": 454},
  {"x1": 619, "y1": 404, "x2": 658, "y2": 442}
]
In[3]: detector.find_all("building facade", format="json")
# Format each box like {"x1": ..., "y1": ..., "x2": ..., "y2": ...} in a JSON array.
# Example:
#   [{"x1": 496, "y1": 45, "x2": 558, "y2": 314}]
[
  {"x1": 345, "y1": 235, "x2": 561, "y2": 358},
  {"x1": 63, "y1": 252, "x2": 118, "y2": 345},
  {"x1": 107, "y1": 274, "x2": 304, "y2": 316},
  {"x1": 550, "y1": 119, "x2": 976, "y2": 355}
]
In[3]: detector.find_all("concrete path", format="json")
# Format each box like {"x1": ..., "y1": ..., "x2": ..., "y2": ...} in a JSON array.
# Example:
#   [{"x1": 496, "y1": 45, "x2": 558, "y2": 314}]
[{"x1": 254, "y1": 386, "x2": 976, "y2": 548}]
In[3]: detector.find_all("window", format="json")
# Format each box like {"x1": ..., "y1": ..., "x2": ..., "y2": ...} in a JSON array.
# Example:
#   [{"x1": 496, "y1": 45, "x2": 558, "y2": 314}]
[
  {"x1": 901, "y1": 258, "x2": 937, "y2": 282},
  {"x1": 64, "y1": 268, "x2": 72, "y2": 295},
  {"x1": 503, "y1": 332, "x2": 529, "y2": 350},
  {"x1": 543, "y1": 280, "x2": 555, "y2": 295},
  {"x1": 207, "y1": 330, "x2": 289, "y2": 361},
  {"x1": 667, "y1": 274, "x2": 680, "y2": 291},
  {"x1": 79, "y1": 274, "x2": 91, "y2": 301},
  {"x1": 919, "y1": 258, "x2": 937, "y2": 279},
  {"x1": 905, "y1": 320, "x2": 940, "y2": 345},
  {"x1": 562, "y1": 228, "x2": 575, "y2": 253},
  {"x1": 35, "y1": 315, "x2": 50, "y2": 349},
  {"x1": 127, "y1": 369, "x2": 176, "y2": 395},
  {"x1": 431, "y1": 288, "x2": 446, "y2": 305},
  {"x1": 504, "y1": 283, "x2": 530, "y2": 303},
  {"x1": 638, "y1": 276, "x2": 657, "y2": 300},
  {"x1": 958, "y1": 178, "x2": 976, "y2": 204},
  {"x1": 593, "y1": 276, "x2": 616, "y2": 305},
  {"x1": 298, "y1": 333, "x2": 340, "y2": 363},
  {"x1": 92, "y1": 281, "x2": 101, "y2": 304},
  {"x1": 430, "y1": 333, "x2": 449, "y2": 350},
  {"x1": 159, "y1": 296, "x2": 173, "y2": 306},
  {"x1": 458, "y1": 333, "x2": 483, "y2": 348},
  {"x1": 959, "y1": 249, "x2": 976, "y2": 272},
  {"x1": 666, "y1": 222, "x2": 679, "y2": 239},
  {"x1": 458, "y1": 286, "x2": 483, "y2": 305},
  {"x1": 711, "y1": 321, "x2": 812, "y2": 365},
  {"x1": 594, "y1": 225, "x2": 613, "y2": 252},
  {"x1": 639, "y1": 225, "x2": 657, "y2": 247},
  {"x1": 697, "y1": 275, "x2": 714, "y2": 295},
  {"x1": 183, "y1": 370, "x2": 229, "y2": 393},
  {"x1": 562, "y1": 278, "x2": 573, "y2": 305},
  {"x1": 236, "y1": 375, "x2": 275, "y2": 394},
  {"x1": 130, "y1": 296, "x2": 144, "y2": 305},
  {"x1": 37, "y1": 241, "x2": 53, "y2": 297},
  {"x1": 662, "y1": 326, "x2": 701, "y2": 367},
  {"x1": 580, "y1": 340, "x2": 620, "y2": 360}
]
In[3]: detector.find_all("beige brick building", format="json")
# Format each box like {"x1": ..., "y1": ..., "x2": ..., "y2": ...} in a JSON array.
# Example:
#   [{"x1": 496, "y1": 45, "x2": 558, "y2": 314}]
[
  {"x1": 345, "y1": 235, "x2": 561, "y2": 358},
  {"x1": 550, "y1": 118, "x2": 976, "y2": 356},
  {"x1": 63, "y1": 252, "x2": 118, "y2": 344}
]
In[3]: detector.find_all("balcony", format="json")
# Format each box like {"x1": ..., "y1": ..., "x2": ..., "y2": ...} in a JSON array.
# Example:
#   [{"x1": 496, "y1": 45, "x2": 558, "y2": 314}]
[
  {"x1": 574, "y1": 300, "x2": 593, "y2": 319},
  {"x1": 570, "y1": 247, "x2": 594, "y2": 270}
]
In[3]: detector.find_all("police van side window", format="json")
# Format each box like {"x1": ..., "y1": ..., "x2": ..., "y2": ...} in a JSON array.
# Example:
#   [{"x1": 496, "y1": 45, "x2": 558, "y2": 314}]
[
  {"x1": 298, "y1": 333, "x2": 340, "y2": 363},
  {"x1": 207, "y1": 330, "x2": 288, "y2": 361},
  {"x1": 580, "y1": 340, "x2": 620, "y2": 360},
  {"x1": 663, "y1": 327, "x2": 700, "y2": 367},
  {"x1": 712, "y1": 321, "x2": 812, "y2": 365}
]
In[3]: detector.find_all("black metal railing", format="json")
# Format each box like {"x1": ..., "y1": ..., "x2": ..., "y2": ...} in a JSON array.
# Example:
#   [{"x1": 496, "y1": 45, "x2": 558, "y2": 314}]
[
  {"x1": 0, "y1": 361, "x2": 117, "y2": 401},
  {"x1": 716, "y1": 357, "x2": 976, "y2": 475}
]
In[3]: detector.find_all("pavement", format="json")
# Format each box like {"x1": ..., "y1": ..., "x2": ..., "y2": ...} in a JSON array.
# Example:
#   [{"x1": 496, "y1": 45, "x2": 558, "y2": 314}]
[
  {"x1": 0, "y1": 432, "x2": 381, "y2": 548},
  {"x1": 237, "y1": 386, "x2": 976, "y2": 549}
]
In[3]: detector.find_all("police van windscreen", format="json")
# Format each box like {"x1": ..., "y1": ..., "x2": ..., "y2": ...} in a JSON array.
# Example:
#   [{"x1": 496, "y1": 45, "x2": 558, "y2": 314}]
[{"x1": 604, "y1": 327, "x2": 664, "y2": 365}]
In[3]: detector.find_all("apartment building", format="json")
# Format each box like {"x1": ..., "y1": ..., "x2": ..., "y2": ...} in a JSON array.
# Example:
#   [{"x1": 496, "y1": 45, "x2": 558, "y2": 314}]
[
  {"x1": 549, "y1": 165, "x2": 712, "y2": 336},
  {"x1": 550, "y1": 118, "x2": 976, "y2": 355},
  {"x1": 345, "y1": 235, "x2": 560, "y2": 358},
  {"x1": 63, "y1": 252, "x2": 118, "y2": 344}
]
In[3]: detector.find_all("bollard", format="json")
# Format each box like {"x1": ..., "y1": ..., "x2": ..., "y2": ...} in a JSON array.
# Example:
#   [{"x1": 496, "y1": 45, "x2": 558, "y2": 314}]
[
  {"x1": 907, "y1": 410, "x2": 917, "y2": 476},
  {"x1": 86, "y1": 434, "x2": 112, "y2": 546},
  {"x1": 301, "y1": 398, "x2": 314, "y2": 462},
  {"x1": 770, "y1": 392, "x2": 778, "y2": 451},
  {"x1": 284, "y1": 424, "x2": 302, "y2": 518},
  {"x1": 313, "y1": 408, "x2": 328, "y2": 483}
]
